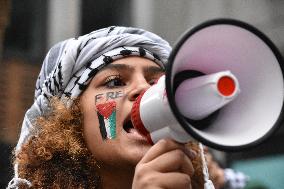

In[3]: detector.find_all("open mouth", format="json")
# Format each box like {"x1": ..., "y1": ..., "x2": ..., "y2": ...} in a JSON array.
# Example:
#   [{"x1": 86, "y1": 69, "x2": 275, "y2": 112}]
[
  {"x1": 123, "y1": 118, "x2": 134, "y2": 133},
  {"x1": 122, "y1": 114, "x2": 148, "y2": 142}
]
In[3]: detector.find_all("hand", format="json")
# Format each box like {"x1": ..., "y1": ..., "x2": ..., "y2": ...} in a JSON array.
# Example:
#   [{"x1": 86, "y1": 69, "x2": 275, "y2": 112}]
[{"x1": 132, "y1": 139, "x2": 196, "y2": 189}]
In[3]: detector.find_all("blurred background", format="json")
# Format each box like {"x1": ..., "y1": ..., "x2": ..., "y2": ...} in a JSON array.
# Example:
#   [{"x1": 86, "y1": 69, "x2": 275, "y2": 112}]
[{"x1": 0, "y1": 0, "x2": 283, "y2": 188}]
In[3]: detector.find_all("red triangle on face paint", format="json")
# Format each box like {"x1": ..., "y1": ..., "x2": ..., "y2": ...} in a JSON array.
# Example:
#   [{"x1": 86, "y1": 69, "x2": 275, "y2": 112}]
[{"x1": 96, "y1": 101, "x2": 116, "y2": 118}]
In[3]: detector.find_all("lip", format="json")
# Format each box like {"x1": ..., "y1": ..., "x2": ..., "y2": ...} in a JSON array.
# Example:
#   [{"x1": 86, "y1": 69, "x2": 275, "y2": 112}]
[
  {"x1": 123, "y1": 114, "x2": 148, "y2": 142},
  {"x1": 125, "y1": 127, "x2": 148, "y2": 141}
]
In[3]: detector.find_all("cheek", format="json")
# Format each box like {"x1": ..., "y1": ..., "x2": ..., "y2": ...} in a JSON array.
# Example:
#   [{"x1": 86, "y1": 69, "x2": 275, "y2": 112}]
[
  {"x1": 81, "y1": 96, "x2": 102, "y2": 150},
  {"x1": 83, "y1": 108, "x2": 101, "y2": 149},
  {"x1": 81, "y1": 90, "x2": 125, "y2": 148},
  {"x1": 96, "y1": 101, "x2": 117, "y2": 140},
  {"x1": 82, "y1": 101, "x2": 121, "y2": 162}
]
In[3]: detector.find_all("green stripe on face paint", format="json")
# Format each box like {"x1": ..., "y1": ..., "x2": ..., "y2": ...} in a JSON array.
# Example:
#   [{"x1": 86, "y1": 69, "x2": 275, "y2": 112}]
[{"x1": 109, "y1": 110, "x2": 116, "y2": 139}]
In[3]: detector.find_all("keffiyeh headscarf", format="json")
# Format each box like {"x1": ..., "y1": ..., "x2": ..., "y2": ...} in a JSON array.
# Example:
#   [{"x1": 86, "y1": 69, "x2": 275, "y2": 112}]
[{"x1": 8, "y1": 26, "x2": 171, "y2": 188}]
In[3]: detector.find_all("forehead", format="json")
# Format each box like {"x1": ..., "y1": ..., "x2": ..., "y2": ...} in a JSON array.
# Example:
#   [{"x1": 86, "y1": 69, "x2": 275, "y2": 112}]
[{"x1": 96, "y1": 56, "x2": 164, "y2": 75}]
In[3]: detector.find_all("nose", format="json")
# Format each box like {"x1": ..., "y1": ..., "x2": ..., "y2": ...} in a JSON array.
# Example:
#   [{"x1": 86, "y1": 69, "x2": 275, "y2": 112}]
[{"x1": 128, "y1": 76, "x2": 151, "y2": 101}]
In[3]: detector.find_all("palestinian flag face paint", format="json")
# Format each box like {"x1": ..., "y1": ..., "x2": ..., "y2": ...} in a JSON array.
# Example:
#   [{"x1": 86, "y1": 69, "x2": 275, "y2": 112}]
[{"x1": 96, "y1": 101, "x2": 117, "y2": 140}]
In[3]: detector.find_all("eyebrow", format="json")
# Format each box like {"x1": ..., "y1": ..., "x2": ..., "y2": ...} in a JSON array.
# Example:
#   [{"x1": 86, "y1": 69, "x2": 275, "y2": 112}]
[
  {"x1": 101, "y1": 63, "x2": 165, "y2": 74},
  {"x1": 101, "y1": 63, "x2": 135, "y2": 72},
  {"x1": 144, "y1": 65, "x2": 165, "y2": 75}
]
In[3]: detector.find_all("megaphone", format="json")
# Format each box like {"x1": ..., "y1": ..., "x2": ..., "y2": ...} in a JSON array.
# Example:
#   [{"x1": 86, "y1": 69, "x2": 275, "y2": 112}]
[{"x1": 131, "y1": 19, "x2": 284, "y2": 151}]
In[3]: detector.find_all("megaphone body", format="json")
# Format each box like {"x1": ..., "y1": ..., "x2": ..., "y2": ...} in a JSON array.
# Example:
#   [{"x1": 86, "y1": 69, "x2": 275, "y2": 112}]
[
  {"x1": 131, "y1": 19, "x2": 284, "y2": 151},
  {"x1": 131, "y1": 71, "x2": 240, "y2": 144}
]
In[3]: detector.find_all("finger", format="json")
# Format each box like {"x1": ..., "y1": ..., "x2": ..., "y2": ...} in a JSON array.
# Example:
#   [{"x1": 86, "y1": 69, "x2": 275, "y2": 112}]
[
  {"x1": 140, "y1": 139, "x2": 196, "y2": 164},
  {"x1": 147, "y1": 149, "x2": 195, "y2": 177},
  {"x1": 157, "y1": 172, "x2": 192, "y2": 189}
]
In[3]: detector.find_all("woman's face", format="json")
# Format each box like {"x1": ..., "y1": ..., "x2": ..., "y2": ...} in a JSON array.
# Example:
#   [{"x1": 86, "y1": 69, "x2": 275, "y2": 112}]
[{"x1": 80, "y1": 56, "x2": 164, "y2": 169}]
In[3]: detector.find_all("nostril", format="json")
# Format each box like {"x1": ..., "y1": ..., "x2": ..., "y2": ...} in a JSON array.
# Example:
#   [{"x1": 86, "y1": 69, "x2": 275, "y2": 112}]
[
  {"x1": 133, "y1": 94, "x2": 140, "y2": 100},
  {"x1": 129, "y1": 93, "x2": 141, "y2": 102},
  {"x1": 129, "y1": 88, "x2": 147, "y2": 101}
]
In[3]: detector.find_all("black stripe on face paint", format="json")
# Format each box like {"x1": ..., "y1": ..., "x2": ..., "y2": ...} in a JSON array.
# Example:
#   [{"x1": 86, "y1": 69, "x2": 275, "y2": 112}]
[{"x1": 97, "y1": 112, "x2": 107, "y2": 140}]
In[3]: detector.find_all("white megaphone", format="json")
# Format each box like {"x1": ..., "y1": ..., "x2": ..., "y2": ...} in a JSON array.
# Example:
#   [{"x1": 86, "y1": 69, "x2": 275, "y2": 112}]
[{"x1": 131, "y1": 19, "x2": 284, "y2": 151}]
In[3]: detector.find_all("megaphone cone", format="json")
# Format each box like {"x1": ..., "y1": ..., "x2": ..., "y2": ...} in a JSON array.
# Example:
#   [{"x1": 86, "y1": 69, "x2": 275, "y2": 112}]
[{"x1": 131, "y1": 19, "x2": 284, "y2": 151}]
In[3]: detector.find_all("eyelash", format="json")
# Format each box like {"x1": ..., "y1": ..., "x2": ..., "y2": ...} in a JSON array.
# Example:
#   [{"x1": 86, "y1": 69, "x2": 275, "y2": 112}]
[
  {"x1": 102, "y1": 74, "x2": 161, "y2": 88},
  {"x1": 104, "y1": 74, "x2": 125, "y2": 88}
]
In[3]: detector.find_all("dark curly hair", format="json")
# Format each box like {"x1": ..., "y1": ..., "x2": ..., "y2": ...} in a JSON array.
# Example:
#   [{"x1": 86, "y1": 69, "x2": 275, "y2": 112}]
[{"x1": 14, "y1": 97, "x2": 100, "y2": 188}]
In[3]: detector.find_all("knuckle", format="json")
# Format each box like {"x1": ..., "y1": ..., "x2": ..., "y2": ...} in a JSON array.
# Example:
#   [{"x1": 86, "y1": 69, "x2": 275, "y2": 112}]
[
  {"x1": 157, "y1": 139, "x2": 169, "y2": 148},
  {"x1": 158, "y1": 138, "x2": 177, "y2": 149},
  {"x1": 174, "y1": 149, "x2": 186, "y2": 161},
  {"x1": 135, "y1": 164, "x2": 147, "y2": 178}
]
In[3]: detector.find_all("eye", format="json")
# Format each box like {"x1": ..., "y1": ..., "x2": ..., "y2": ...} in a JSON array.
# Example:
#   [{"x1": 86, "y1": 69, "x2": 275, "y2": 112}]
[
  {"x1": 148, "y1": 79, "x2": 157, "y2": 86},
  {"x1": 104, "y1": 75, "x2": 125, "y2": 88},
  {"x1": 148, "y1": 75, "x2": 162, "y2": 86}
]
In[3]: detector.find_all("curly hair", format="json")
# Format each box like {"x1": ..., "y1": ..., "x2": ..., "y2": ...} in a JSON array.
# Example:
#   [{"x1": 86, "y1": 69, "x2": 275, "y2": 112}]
[
  {"x1": 187, "y1": 142, "x2": 205, "y2": 189},
  {"x1": 14, "y1": 97, "x2": 100, "y2": 189}
]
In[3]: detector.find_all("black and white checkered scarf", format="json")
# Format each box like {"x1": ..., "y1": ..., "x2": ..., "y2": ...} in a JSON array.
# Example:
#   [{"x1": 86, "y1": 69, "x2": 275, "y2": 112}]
[{"x1": 8, "y1": 26, "x2": 171, "y2": 188}]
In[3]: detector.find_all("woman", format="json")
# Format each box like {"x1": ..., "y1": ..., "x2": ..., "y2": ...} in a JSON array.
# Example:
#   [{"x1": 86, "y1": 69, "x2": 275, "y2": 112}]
[{"x1": 8, "y1": 26, "x2": 236, "y2": 189}]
